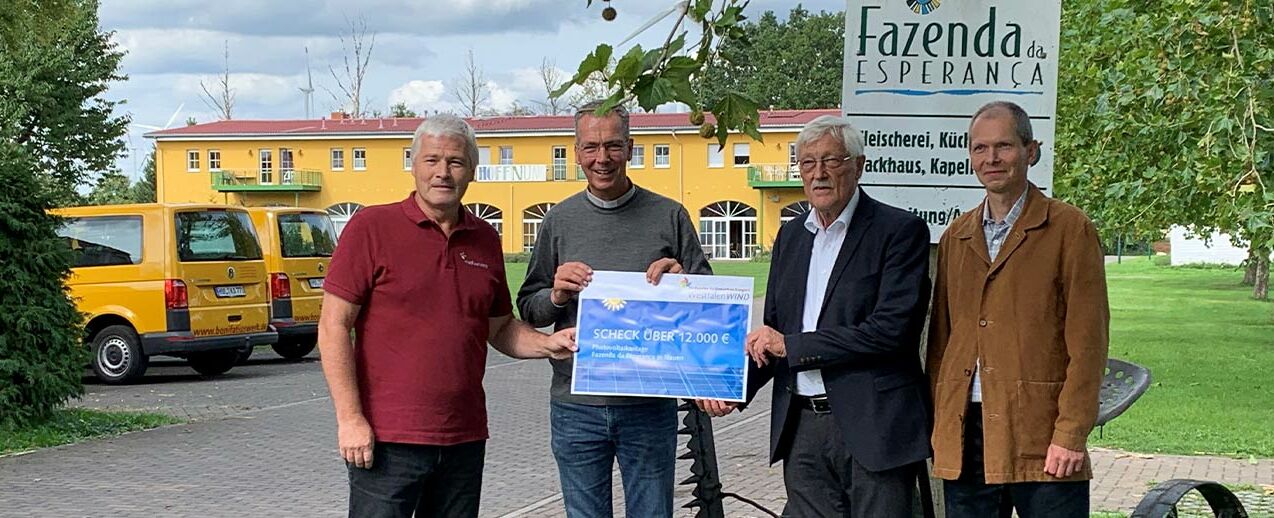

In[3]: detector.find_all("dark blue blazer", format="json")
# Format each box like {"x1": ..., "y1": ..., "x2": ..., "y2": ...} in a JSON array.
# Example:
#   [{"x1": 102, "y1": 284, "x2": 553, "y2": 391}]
[{"x1": 746, "y1": 191, "x2": 933, "y2": 472}]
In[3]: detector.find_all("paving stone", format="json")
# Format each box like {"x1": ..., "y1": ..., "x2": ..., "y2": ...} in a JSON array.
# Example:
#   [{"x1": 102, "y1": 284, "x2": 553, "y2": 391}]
[{"x1": 3, "y1": 304, "x2": 1271, "y2": 517}]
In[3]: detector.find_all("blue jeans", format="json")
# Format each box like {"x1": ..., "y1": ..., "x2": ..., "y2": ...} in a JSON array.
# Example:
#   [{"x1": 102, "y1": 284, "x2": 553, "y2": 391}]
[{"x1": 550, "y1": 400, "x2": 678, "y2": 518}]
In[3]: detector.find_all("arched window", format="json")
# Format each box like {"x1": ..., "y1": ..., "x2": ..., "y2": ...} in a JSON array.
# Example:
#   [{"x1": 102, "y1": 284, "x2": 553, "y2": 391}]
[
  {"x1": 522, "y1": 203, "x2": 555, "y2": 253},
  {"x1": 698, "y1": 201, "x2": 757, "y2": 259},
  {"x1": 326, "y1": 202, "x2": 364, "y2": 237},
  {"x1": 780, "y1": 201, "x2": 811, "y2": 225},
  {"x1": 465, "y1": 203, "x2": 504, "y2": 238}
]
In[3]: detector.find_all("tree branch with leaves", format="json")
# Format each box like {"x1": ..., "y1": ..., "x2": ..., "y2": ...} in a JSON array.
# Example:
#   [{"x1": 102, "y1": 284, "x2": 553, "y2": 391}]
[{"x1": 556, "y1": 0, "x2": 761, "y2": 145}]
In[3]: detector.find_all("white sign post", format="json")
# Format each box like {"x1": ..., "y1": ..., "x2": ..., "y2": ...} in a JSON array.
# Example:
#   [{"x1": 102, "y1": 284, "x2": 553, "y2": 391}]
[{"x1": 842, "y1": 0, "x2": 1061, "y2": 241}]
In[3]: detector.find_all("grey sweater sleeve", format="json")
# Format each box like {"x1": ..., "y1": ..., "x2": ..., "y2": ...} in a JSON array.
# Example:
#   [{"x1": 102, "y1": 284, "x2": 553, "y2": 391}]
[
  {"x1": 675, "y1": 206, "x2": 713, "y2": 275},
  {"x1": 516, "y1": 214, "x2": 562, "y2": 327}
]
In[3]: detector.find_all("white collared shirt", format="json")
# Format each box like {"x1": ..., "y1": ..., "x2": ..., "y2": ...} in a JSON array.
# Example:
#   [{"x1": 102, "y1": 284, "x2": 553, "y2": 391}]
[{"x1": 795, "y1": 189, "x2": 861, "y2": 396}]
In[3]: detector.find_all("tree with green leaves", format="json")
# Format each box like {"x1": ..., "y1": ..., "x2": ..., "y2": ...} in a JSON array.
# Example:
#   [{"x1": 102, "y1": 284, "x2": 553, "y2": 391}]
[
  {"x1": 130, "y1": 148, "x2": 156, "y2": 203},
  {"x1": 0, "y1": 0, "x2": 127, "y2": 424},
  {"x1": 80, "y1": 148, "x2": 153, "y2": 206},
  {"x1": 85, "y1": 171, "x2": 135, "y2": 205},
  {"x1": 556, "y1": 0, "x2": 762, "y2": 145},
  {"x1": 697, "y1": 6, "x2": 843, "y2": 110},
  {"x1": 0, "y1": 0, "x2": 129, "y2": 206},
  {"x1": 1055, "y1": 0, "x2": 1272, "y2": 299},
  {"x1": 0, "y1": 136, "x2": 87, "y2": 427},
  {"x1": 389, "y1": 102, "x2": 417, "y2": 118}
]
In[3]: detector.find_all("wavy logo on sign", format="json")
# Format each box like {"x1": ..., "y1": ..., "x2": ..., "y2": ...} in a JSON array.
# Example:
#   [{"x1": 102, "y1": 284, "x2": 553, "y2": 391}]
[
  {"x1": 906, "y1": 0, "x2": 940, "y2": 15},
  {"x1": 601, "y1": 298, "x2": 627, "y2": 311}
]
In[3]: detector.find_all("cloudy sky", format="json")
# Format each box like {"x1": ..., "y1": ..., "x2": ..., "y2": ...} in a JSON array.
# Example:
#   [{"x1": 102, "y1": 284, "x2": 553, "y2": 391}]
[{"x1": 102, "y1": 0, "x2": 844, "y2": 178}]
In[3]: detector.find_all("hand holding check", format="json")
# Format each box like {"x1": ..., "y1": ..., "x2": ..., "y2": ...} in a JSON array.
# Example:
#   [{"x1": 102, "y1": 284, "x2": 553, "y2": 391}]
[{"x1": 745, "y1": 325, "x2": 786, "y2": 367}]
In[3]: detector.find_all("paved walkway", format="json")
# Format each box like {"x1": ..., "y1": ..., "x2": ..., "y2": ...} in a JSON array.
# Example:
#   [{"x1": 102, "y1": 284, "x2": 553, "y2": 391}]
[{"x1": 1, "y1": 323, "x2": 1270, "y2": 516}]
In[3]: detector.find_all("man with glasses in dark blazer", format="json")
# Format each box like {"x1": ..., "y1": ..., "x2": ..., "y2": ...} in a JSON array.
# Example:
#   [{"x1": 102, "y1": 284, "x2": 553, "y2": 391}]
[{"x1": 700, "y1": 114, "x2": 933, "y2": 517}]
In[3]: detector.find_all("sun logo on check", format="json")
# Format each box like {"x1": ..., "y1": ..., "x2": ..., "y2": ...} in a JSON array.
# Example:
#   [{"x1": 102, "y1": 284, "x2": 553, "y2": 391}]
[{"x1": 602, "y1": 298, "x2": 627, "y2": 311}]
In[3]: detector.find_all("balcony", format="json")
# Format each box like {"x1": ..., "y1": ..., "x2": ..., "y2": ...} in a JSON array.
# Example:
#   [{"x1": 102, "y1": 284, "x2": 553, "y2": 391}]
[
  {"x1": 211, "y1": 169, "x2": 322, "y2": 192},
  {"x1": 747, "y1": 164, "x2": 802, "y2": 189}
]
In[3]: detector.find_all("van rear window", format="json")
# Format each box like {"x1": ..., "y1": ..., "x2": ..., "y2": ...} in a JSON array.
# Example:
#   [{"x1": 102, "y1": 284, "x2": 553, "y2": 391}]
[
  {"x1": 278, "y1": 213, "x2": 337, "y2": 258},
  {"x1": 58, "y1": 216, "x2": 143, "y2": 267},
  {"x1": 176, "y1": 211, "x2": 263, "y2": 262}
]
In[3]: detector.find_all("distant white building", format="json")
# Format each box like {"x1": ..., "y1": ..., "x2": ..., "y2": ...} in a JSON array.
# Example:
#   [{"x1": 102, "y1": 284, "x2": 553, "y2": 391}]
[{"x1": 1169, "y1": 227, "x2": 1251, "y2": 265}]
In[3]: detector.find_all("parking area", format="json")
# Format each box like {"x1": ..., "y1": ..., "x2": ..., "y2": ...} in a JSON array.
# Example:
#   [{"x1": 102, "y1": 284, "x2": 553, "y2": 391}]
[
  {"x1": 2, "y1": 335, "x2": 1271, "y2": 516},
  {"x1": 3, "y1": 345, "x2": 785, "y2": 517}
]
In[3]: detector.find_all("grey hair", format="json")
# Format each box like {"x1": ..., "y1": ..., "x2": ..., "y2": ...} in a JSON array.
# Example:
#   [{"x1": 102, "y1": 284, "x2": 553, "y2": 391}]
[
  {"x1": 410, "y1": 114, "x2": 479, "y2": 172},
  {"x1": 970, "y1": 101, "x2": 1034, "y2": 145},
  {"x1": 795, "y1": 115, "x2": 865, "y2": 158},
  {"x1": 574, "y1": 99, "x2": 630, "y2": 140}
]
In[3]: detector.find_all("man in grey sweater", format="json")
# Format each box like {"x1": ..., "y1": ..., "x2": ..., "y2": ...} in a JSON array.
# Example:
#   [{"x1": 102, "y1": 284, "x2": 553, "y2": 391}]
[{"x1": 517, "y1": 100, "x2": 711, "y2": 517}]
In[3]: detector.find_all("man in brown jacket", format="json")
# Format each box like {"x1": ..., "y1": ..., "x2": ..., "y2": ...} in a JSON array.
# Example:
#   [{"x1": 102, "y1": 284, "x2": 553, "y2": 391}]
[{"x1": 927, "y1": 101, "x2": 1109, "y2": 517}]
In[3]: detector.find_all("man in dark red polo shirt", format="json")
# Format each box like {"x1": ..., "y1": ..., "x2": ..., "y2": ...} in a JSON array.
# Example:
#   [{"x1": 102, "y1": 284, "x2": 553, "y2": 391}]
[{"x1": 318, "y1": 114, "x2": 576, "y2": 518}]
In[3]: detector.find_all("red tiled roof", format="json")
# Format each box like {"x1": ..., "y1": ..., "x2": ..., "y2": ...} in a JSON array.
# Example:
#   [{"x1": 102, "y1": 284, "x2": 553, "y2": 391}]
[{"x1": 144, "y1": 109, "x2": 841, "y2": 139}]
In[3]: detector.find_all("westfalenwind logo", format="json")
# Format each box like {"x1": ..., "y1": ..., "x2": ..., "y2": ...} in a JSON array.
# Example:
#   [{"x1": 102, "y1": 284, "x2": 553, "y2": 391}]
[
  {"x1": 906, "y1": 0, "x2": 940, "y2": 15},
  {"x1": 678, "y1": 277, "x2": 691, "y2": 288},
  {"x1": 458, "y1": 251, "x2": 489, "y2": 270}
]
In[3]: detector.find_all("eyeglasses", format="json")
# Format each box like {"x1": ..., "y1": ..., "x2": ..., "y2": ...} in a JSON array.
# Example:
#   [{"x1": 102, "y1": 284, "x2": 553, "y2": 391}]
[
  {"x1": 579, "y1": 142, "x2": 628, "y2": 157},
  {"x1": 798, "y1": 155, "x2": 854, "y2": 172}
]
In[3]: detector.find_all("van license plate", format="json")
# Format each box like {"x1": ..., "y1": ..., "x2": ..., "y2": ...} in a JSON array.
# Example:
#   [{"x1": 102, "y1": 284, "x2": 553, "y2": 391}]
[
  {"x1": 215, "y1": 285, "x2": 246, "y2": 298},
  {"x1": 308, "y1": 278, "x2": 324, "y2": 289}
]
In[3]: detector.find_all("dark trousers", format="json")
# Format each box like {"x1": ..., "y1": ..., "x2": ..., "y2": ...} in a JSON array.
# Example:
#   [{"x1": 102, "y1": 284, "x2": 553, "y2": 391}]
[
  {"x1": 347, "y1": 440, "x2": 485, "y2": 518},
  {"x1": 943, "y1": 403, "x2": 1089, "y2": 518},
  {"x1": 781, "y1": 407, "x2": 919, "y2": 518}
]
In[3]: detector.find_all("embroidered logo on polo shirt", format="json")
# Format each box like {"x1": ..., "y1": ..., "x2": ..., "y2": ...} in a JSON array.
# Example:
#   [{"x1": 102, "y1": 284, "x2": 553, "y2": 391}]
[{"x1": 459, "y1": 251, "x2": 490, "y2": 270}]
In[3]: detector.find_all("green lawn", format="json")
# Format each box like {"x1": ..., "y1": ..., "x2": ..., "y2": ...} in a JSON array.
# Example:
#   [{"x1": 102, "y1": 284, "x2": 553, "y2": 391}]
[
  {"x1": 1, "y1": 409, "x2": 181, "y2": 455},
  {"x1": 504, "y1": 260, "x2": 771, "y2": 305},
  {"x1": 1090, "y1": 258, "x2": 1274, "y2": 457},
  {"x1": 505, "y1": 256, "x2": 1273, "y2": 458}
]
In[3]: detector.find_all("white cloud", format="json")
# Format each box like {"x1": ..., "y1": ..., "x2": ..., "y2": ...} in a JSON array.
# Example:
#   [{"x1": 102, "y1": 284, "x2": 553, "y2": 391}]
[
  {"x1": 486, "y1": 80, "x2": 523, "y2": 113},
  {"x1": 100, "y1": 0, "x2": 588, "y2": 37},
  {"x1": 113, "y1": 29, "x2": 433, "y2": 76},
  {"x1": 388, "y1": 80, "x2": 449, "y2": 113},
  {"x1": 169, "y1": 73, "x2": 304, "y2": 108}
]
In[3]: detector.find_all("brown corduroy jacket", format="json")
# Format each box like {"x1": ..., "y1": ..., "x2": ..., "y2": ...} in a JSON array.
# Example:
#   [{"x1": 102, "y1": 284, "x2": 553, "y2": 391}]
[{"x1": 927, "y1": 185, "x2": 1110, "y2": 484}]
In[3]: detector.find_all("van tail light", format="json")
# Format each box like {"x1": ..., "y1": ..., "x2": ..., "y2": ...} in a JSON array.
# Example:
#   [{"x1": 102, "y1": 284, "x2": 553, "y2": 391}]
[
  {"x1": 165, "y1": 279, "x2": 189, "y2": 310},
  {"x1": 270, "y1": 273, "x2": 291, "y2": 299}
]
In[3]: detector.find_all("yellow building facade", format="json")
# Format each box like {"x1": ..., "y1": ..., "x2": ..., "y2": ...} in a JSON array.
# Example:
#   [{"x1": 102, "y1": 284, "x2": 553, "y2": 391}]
[{"x1": 148, "y1": 109, "x2": 838, "y2": 258}]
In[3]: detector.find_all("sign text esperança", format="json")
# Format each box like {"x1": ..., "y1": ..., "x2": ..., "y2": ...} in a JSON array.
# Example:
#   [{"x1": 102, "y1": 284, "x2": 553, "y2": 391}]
[{"x1": 852, "y1": 6, "x2": 1048, "y2": 88}]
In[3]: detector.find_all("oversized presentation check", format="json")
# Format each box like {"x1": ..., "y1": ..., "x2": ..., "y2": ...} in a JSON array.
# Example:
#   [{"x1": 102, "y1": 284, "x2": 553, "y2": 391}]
[{"x1": 571, "y1": 271, "x2": 753, "y2": 402}]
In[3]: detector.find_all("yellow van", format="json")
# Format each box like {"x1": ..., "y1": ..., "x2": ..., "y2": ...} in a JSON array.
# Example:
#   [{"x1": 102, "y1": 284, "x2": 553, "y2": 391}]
[
  {"x1": 53, "y1": 204, "x2": 278, "y2": 384},
  {"x1": 245, "y1": 207, "x2": 335, "y2": 361}
]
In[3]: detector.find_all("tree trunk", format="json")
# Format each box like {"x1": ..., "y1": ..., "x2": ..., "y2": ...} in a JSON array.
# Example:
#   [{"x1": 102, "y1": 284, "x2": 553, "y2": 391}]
[
  {"x1": 1242, "y1": 246, "x2": 1258, "y2": 286},
  {"x1": 1253, "y1": 253, "x2": 1269, "y2": 301}
]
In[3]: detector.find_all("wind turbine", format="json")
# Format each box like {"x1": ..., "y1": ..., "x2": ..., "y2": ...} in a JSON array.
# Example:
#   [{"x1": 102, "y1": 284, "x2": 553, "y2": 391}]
[
  {"x1": 123, "y1": 103, "x2": 183, "y2": 184},
  {"x1": 133, "y1": 103, "x2": 186, "y2": 132},
  {"x1": 616, "y1": 1, "x2": 688, "y2": 48},
  {"x1": 300, "y1": 47, "x2": 315, "y2": 119}
]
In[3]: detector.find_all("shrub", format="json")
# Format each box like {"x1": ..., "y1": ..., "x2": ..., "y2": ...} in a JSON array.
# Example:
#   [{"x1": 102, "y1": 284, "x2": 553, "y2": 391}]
[
  {"x1": 504, "y1": 252, "x2": 533, "y2": 263},
  {"x1": 0, "y1": 141, "x2": 88, "y2": 427}
]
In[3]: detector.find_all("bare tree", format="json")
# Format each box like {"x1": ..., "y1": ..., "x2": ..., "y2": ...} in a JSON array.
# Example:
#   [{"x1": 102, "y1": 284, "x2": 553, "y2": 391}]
[
  {"x1": 451, "y1": 49, "x2": 489, "y2": 117},
  {"x1": 567, "y1": 59, "x2": 639, "y2": 111},
  {"x1": 532, "y1": 57, "x2": 567, "y2": 115},
  {"x1": 503, "y1": 101, "x2": 535, "y2": 116},
  {"x1": 327, "y1": 16, "x2": 376, "y2": 117},
  {"x1": 200, "y1": 41, "x2": 235, "y2": 120}
]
